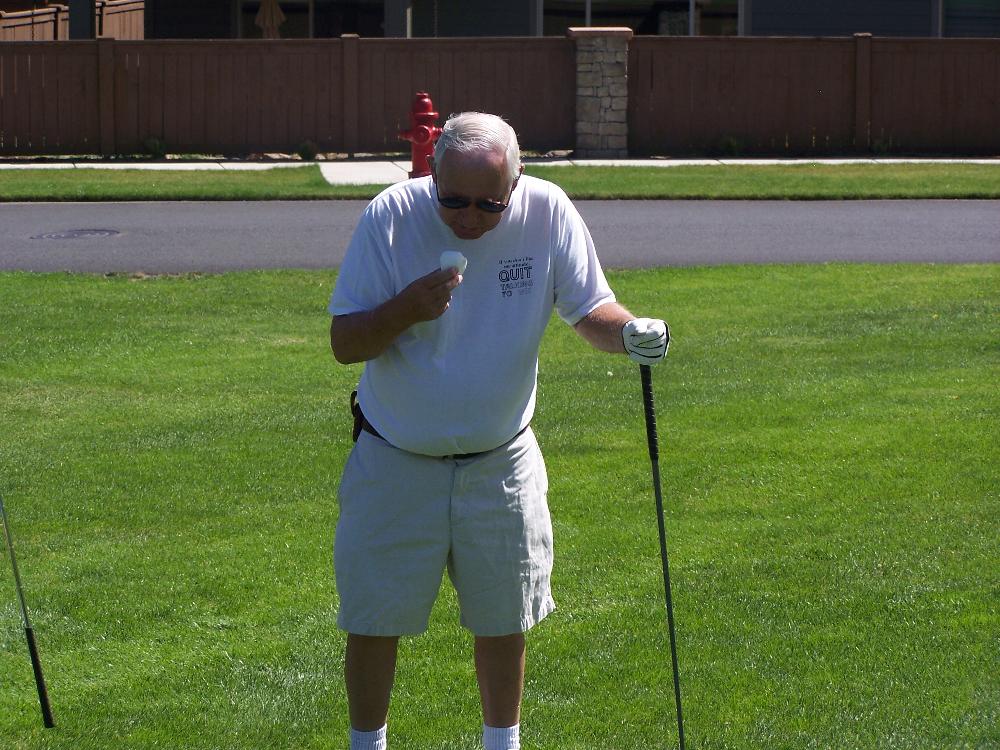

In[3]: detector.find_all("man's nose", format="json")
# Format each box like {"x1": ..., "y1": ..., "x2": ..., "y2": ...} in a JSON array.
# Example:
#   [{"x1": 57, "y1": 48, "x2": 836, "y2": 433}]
[{"x1": 456, "y1": 206, "x2": 482, "y2": 224}]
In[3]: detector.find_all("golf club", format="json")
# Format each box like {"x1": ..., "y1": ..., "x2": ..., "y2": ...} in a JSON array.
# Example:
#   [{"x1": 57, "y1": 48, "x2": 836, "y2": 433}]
[
  {"x1": 639, "y1": 364, "x2": 685, "y2": 750},
  {"x1": 0, "y1": 494, "x2": 55, "y2": 728}
]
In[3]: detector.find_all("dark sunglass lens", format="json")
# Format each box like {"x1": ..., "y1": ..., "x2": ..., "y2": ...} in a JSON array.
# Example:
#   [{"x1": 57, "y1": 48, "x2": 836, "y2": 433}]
[{"x1": 478, "y1": 201, "x2": 507, "y2": 213}]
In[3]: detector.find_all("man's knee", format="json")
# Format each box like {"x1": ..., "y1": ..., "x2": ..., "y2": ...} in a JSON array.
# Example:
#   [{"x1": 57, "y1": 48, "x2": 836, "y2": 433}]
[
  {"x1": 475, "y1": 633, "x2": 525, "y2": 650},
  {"x1": 347, "y1": 633, "x2": 401, "y2": 655}
]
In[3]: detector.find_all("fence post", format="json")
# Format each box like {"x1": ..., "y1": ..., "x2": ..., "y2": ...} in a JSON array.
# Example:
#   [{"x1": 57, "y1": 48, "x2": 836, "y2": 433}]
[
  {"x1": 854, "y1": 32, "x2": 872, "y2": 154},
  {"x1": 55, "y1": 4, "x2": 69, "y2": 40},
  {"x1": 567, "y1": 27, "x2": 633, "y2": 158},
  {"x1": 342, "y1": 34, "x2": 360, "y2": 156},
  {"x1": 98, "y1": 36, "x2": 116, "y2": 156}
]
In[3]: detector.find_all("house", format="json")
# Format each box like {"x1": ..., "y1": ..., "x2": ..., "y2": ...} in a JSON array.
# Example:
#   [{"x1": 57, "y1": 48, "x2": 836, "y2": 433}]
[{"x1": 5, "y1": 0, "x2": 997, "y2": 40}]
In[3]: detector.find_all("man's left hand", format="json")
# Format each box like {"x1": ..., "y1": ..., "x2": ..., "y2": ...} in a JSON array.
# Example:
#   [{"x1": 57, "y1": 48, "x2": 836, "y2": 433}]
[{"x1": 622, "y1": 318, "x2": 669, "y2": 365}]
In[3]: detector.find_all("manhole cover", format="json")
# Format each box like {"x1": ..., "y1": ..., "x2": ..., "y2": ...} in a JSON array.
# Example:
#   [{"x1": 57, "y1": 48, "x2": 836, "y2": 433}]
[{"x1": 31, "y1": 228, "x2": 121, "y2": 240}]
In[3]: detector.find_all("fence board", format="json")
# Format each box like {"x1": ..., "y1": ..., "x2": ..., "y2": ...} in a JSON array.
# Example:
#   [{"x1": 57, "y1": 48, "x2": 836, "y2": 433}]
[
  {"x1": 40, "y1": 49, "x2": 59, "y2": 150},
  {"x1": 273, "y1": 48, "x2": 291, "y2": 148},
  {"x1": 160, "y1": 44, "x2": 179, "y2": 151},
  {"x1": 202, "y1": 48, "x2": 222, "y2": 151},
  {"x1": 114, "y1": 46, "x2": 136, "y2": 153},
  {"x1": 190, "y1": 46, "x2": 207, "y2": 150},
  {"x1": 356, "y1": 38, "x2": 383, "y2": 152},
  {"x1": 143, "y1": 44, "x2": 165, "y2": 146},
  {"x1": 14, "y1": 49, "x2": 31, "y2": 150},
  {"x1": 231, "y1": 45, "x2": 250, "y2": 150},
  {"x1": 66, "y1": 44, "x2": 101, "y2": 152},
  {"x1": 289, "y1": 51, "x2": 303, "y2": 145},
  {"x1": 177, "y1": 45, "x2": 194, "y2": 149}
]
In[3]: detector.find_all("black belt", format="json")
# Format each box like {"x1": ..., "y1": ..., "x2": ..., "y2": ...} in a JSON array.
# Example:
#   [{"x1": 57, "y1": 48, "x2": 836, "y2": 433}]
[
  {"x1": 361, "y1": 417, "x2": 511, "y2": 461},
  {"x1": 352, "y1": 392, "x2": 525, "y2": 460}
]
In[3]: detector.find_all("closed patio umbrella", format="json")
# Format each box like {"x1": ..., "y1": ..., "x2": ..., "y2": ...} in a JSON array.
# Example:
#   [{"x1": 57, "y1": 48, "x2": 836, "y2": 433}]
[{"x1": 255, "y1": 0, "x2": 286, "y2": 39}]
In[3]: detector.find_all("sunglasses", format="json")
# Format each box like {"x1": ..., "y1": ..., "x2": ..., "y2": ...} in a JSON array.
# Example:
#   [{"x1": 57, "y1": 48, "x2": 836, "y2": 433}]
[{"x1": 434, "y1": 177, "x2": 519, "y2": 214}]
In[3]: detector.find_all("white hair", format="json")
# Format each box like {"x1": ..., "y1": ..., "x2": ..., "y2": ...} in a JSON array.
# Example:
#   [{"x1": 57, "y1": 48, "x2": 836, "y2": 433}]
[{"x1": 433, "y1": 112, "x2": 521, "y2": 183}]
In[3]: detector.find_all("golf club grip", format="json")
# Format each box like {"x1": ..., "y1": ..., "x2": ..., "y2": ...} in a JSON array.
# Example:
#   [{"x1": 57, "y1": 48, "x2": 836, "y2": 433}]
[
  {"x1": 25, "y1": 627, "x2": 55, "y2": 728},
  {"x1": 640, "y1": 365, "x2": 659, "y2": 462}
]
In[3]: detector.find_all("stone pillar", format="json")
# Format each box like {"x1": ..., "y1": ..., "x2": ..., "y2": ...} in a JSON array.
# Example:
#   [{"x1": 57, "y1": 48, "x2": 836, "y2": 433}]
[{"x1": 568, "y1": 27, "x2": 633, "y2": 158}]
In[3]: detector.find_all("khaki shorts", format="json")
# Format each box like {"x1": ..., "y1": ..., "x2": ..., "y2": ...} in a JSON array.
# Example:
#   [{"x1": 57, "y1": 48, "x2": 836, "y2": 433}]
[{"x1": 334, "y1": 426, "x2": 555, "y2": 637}]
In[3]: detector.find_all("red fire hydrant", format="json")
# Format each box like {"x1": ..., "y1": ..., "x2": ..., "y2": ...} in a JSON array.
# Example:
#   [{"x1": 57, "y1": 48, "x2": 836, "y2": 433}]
[{"x1": 398, "y1": 91, "x2": 443, "y2": 179}]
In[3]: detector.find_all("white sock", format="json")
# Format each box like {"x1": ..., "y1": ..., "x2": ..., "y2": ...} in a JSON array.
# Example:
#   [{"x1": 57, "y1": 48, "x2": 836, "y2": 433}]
[
  {"x1": 483, "y1": 723, "x2": 520, "y2": 750},
  {"x1": 350, "y1": 724, "x2": 387, "y2": 750}
]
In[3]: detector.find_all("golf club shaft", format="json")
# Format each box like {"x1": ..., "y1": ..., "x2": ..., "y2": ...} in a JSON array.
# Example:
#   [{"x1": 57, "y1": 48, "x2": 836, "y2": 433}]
[
  {"x1": 640, "y1": 365, "x2": 685, "y2": 750},
  {"x1": 1, "y1": 495, "x2": 55, "y2": 728}
]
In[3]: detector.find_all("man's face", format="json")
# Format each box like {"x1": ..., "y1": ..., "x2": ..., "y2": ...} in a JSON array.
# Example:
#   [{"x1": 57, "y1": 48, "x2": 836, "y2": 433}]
[{"x1": 430, "y1": 149, "x2": 518, "y2": 241}]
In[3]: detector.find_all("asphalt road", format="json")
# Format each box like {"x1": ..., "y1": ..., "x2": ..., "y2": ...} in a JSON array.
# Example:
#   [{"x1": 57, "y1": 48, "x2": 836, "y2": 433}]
[{"x1": 1, "y1": 200, "x2": 997, "y2": 273}]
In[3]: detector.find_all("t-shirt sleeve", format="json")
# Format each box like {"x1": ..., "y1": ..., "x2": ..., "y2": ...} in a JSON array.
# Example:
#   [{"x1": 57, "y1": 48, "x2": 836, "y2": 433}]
[
  {"x1": 552, "y1": 193, "x2": 616, "y2": 326},
  {"x1": 328, "y1": 203, "x2": 394, "y2": 316}
]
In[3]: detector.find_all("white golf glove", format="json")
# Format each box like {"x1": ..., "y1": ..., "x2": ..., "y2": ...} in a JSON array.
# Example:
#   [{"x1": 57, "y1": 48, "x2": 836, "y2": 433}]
[{"x1": 622, "y1": 318, "x2": 669, "y2": 365}]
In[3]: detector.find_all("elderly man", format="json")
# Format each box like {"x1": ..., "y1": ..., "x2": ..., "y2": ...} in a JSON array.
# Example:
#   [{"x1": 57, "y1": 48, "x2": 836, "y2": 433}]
[{"x1": 328, "y1": 112, "x2": 668, "y2": 750}]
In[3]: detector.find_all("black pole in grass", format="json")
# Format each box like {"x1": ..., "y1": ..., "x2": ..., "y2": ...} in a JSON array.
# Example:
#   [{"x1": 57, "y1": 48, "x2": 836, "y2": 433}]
[
  {"x1": 639, "y1": 365, "x2": 685, "y2": 750},
  {"x1": 0, "y1": 494, "x2": 55, "y2": 728}
]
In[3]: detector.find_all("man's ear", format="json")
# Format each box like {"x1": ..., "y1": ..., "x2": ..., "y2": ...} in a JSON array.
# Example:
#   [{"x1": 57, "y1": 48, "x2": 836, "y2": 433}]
[{"x1": 427, "y1": 156, "x2": 437, "y2": 181}]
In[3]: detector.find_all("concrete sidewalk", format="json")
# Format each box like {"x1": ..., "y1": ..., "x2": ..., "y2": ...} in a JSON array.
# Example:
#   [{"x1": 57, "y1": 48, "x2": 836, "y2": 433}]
[{"x1": 0, "y1": 156, "x2": 997, "y2": 186}]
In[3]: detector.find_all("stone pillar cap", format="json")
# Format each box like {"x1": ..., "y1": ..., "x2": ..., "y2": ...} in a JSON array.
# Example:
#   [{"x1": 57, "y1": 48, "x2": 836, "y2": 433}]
[{"x1": 567, "y1": 27, "x2": 634, "y2": 39}]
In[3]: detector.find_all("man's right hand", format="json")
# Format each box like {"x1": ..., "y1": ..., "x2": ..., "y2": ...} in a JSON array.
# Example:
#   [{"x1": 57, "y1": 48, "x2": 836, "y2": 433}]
[
  {"x1": 395, "y1": 267, "x2": 463, "y2": 325},
  {"x1": 330, "y1": 267, "x2": 462, "y2": 365}
]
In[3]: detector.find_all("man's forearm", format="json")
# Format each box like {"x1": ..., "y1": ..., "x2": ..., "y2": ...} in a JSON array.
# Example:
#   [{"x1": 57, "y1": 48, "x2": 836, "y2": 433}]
[
  {"x1": 574, "y1": 302, "x2": 633, "y2": 354},
  {"x1": 330, "y1": 298, "x2": 414, "y2": 364}
]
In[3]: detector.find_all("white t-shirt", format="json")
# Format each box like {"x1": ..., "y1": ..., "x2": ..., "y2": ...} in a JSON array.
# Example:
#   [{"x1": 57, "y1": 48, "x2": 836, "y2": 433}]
[{"x1": 329, "y1": 174, "x2": 615, "y2": 456}]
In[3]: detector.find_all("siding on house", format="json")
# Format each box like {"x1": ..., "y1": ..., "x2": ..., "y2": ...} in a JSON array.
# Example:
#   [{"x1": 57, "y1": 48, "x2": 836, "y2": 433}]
[
  {"x1": 946, "y1": 0, "x2": 1000, "y2": 36},
  {"x1": 147, "y1": 0, "x2": 231, "y2": 39},
  {"x1": 750, "y1": 0, "x2": 934, "y2": 37},
  {"x1": 410, "y1": 0, "x2": 533, "y2": 37}
]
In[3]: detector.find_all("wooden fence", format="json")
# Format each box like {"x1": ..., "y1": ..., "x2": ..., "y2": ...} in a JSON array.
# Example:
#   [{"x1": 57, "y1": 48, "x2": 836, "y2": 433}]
[
  {"x1": 100, "y1": 0, "x2": 144, "y2": 40},
  {"x1": 628, "y1": 35, "x2": 1000, "y2": 155},
  {"x1": 0, "y1": 36, "x2": 573, "y2": 155},
  {"x1": 1, "y1": 34, "x2": 997, "y2": 156},
  {"x1": 0, "y1": 5, "x2": 65, "y2": 41},
  {"x1": 0, "y1": 2, "x2": 144, "y2": 42}
]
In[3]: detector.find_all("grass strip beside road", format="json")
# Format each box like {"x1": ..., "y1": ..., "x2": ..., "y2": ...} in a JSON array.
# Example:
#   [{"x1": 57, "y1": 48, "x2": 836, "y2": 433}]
[
  {"x1": 1, "y1": 265, "x2": 996, "y2": 749},
  {"x1": 0, "y1": 165, "x2": 370, "y2": 202},
  {"x1": 2, "y1": 163, "x2": 1000, "y2": 201},
  {"x1": 536, "y1": 162, "x2": 1000, "y2": 199}
]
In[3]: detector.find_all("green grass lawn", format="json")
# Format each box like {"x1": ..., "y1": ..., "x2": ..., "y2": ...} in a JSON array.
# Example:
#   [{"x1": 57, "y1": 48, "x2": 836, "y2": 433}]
[
  {"x1": 0, "y1": 265, "x2": 997, "y2": 749},
  {"x1": 2, "y1": 163, "x2": 1000, "y2": 201}
]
